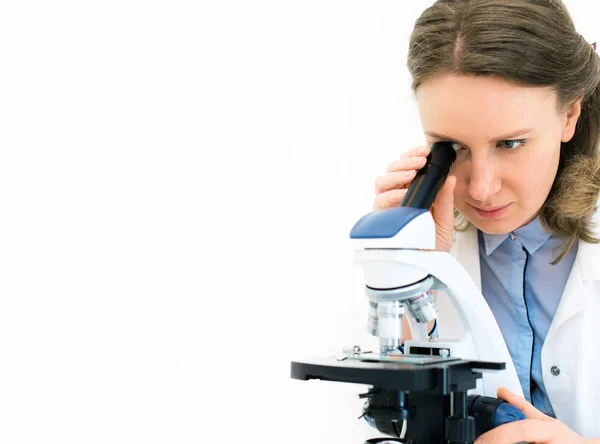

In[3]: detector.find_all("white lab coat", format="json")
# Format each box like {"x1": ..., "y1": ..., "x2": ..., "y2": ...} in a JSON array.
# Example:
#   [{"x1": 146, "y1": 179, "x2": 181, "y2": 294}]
[{"x1": 450, "y1": 203, "x2": 600, "y2": 438}]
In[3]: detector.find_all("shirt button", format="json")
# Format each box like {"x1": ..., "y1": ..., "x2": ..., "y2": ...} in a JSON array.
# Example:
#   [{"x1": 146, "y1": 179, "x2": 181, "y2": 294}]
[
  {"x1": 551, "y1": 365, "x2": 560, "y2": 376},
  {"x1": 510, "y1": 233, "x2": 516, "y2": 240}
]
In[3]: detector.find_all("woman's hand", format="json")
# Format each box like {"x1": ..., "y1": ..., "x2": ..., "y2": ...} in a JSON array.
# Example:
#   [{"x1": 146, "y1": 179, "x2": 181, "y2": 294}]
[
  {"x1": 474, "y1": 387, "x2": 586, "y2": 444},
  {"x1": 373, "y1": 145, "x2": 456, "y2": 252}
]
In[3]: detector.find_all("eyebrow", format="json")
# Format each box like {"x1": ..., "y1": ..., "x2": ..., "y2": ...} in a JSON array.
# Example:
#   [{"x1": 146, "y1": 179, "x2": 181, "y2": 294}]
[{"x1": 425, "y1": 128, "x2": 533, "y2": 145}]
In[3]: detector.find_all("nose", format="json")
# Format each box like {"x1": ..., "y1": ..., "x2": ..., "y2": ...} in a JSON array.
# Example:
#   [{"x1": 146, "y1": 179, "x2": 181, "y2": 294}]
[{"x1": 467, "y1": 153, "x2": 501, "y2": 202}]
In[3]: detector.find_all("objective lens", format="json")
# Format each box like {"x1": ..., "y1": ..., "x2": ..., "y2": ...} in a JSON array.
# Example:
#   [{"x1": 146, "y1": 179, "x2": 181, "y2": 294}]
[
  {"x1": 377, "y1": 301, "x2": 403, "y2": 354},
  {"x1": 405, "y1": 290, "x2": 437, "y2": 323},
  {"x1": 367, "y1": 300, "x2": 378, "y2": 336}
]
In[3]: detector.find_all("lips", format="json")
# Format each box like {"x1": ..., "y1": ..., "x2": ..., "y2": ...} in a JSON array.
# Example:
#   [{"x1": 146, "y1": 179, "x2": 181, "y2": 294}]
[
  {"x1": 470, "y1": 203, "x2": 511, "y2": 220},
  {"x1": 472, "y1": 205, "x2": 508, "y2": 212}
]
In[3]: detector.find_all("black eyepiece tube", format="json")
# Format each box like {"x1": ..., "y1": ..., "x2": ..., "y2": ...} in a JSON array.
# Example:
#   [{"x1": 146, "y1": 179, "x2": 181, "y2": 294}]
[{"x1": 400, "y1": 141, "x2": 457, "y2": 209}]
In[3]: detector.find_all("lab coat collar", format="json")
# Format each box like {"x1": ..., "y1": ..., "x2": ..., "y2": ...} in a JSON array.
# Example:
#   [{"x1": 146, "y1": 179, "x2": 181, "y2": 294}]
[
  {"x1": 451, "y1": 214, "x2": 599, "y2": 346},
  {"x1": 545, "y1": 201, "x2": 600, "y2": 342},
  {"x1": 451, "y1": 223, "x2": 482, "y2": 291},
  {"x1": 577, "y1": 203, "x2": 600, "y2": 282},
  {"x1": 578, "y1": 241, "x2": 600, "y2": 281},
  {"x1": 450, "y1": 201, "x2": 600, "y2": 369}
]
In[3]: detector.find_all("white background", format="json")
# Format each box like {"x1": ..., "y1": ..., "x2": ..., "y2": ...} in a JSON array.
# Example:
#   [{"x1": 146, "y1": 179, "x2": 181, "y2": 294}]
[{"x1": 0, "y1": 0, "x2": 597, "y2": 443}]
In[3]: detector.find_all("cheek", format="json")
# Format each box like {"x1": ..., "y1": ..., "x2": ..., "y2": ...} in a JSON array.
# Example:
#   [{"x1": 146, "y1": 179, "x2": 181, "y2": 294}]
[{"x1": 512, "y1": 146, "x2": 560, "y2": 194}]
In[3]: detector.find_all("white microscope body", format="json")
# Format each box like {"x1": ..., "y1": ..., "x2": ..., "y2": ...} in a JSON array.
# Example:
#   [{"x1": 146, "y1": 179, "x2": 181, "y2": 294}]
[{"x1": 351, "y1": 207, "x2": 523, "y2": 399}]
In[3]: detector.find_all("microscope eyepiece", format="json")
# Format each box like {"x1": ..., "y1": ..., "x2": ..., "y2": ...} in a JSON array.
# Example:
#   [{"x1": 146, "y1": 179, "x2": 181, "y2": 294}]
[{"x1": 400, "y1": 141, "x2": 456, "y2": 209}]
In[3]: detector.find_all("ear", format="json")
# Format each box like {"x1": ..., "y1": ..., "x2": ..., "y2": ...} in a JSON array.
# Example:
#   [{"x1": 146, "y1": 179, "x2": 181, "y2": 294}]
[{"x1": 561, "y1": 98, "x2": 583, "y2": 143}]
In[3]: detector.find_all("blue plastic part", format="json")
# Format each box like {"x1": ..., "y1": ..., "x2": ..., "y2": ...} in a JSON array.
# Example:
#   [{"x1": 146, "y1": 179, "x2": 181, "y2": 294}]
[
  {"x1": 350, "y1": 207, "x2": 428, "y2": 239},
  {"x1": 493, "y1": 402, "x2": 527, "y2": 427},
  {"x1": 363, "y1": 415, "x2": 376, "y2": 429}
]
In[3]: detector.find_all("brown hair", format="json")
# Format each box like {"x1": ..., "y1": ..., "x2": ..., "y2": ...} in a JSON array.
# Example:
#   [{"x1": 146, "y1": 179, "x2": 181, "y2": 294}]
[{"x1": 408, "y1": 0, "x2": 600, "y2": 261}]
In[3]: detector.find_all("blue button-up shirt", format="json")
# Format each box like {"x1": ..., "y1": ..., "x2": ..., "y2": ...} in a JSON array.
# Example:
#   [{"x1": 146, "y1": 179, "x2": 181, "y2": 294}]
[{"x1": 478, "y1": 216, "x2": 577, "y2": 417}]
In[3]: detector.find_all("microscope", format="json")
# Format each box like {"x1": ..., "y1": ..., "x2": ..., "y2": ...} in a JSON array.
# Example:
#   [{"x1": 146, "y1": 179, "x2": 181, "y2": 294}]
[{"x1": 291, "y1": 142, "x2": 526, "y2": 443}]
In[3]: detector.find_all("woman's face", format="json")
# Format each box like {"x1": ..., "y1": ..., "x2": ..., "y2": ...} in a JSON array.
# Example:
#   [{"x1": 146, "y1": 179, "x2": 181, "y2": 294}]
[{"x1": 416, "y1": 74, "x2": 581, "y2": 234}]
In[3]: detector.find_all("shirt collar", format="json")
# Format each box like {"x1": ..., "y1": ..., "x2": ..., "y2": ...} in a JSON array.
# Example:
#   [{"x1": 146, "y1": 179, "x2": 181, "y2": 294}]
[{"x1": 481, "y1": 214, "x2": 552, "y2": 256}]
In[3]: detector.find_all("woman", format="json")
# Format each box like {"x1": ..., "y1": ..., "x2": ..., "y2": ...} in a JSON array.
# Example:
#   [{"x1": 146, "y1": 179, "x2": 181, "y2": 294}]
[{"x1": 373, "y1": 1, "x2": 600, "y2": 442}]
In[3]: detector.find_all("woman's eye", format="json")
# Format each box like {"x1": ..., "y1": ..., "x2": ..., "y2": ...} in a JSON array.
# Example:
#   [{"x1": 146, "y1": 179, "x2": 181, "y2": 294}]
[
  {"x1": 450, "y1": 142, "x2": 463, "y2": 151},
  {"x1": 499, "y1": 139, "x2": 526, "y2": 150}
]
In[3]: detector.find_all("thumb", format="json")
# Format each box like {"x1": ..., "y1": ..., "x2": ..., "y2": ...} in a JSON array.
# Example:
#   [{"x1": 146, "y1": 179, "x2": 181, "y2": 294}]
[
  {"x1": 496, "y1": 387, "x2": 547, "y2": 421},
  {"x1": 431, "y1": 175, "x2": 456, "y2": 231}
]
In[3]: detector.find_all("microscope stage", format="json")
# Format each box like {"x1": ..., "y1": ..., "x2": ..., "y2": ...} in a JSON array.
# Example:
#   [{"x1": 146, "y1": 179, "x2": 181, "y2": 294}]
[{"x1": 291, "y1": 355, "x2": 504, "y2": 391}]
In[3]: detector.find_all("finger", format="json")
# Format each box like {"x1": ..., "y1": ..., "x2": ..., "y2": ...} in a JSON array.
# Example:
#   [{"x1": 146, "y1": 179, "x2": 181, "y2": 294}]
[
  {"x1": 386, "y1": 156, "x2": 427, "y2": 173},
  {"x1": 375, "y1": 170, "x2": 417, "y2": 193},
  {"x1": 496, "y1": 387, "x2": 547, "y2": 421},
  {"x1": 400, "y1": 145, "x2": 429, "y2": 159},
  {"x1": 431, "y1": 175, "x2": 456, "y2": 227},
  {"x1": 474, "y1": 419, "x2": 553, "y2": 444},
  {"x1": 373, "y1": 189, "x2": 407, "y2": 210}
]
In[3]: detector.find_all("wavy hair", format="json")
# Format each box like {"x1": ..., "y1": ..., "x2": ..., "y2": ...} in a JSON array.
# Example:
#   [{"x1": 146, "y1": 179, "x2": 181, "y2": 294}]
[{"x1": 408, "y1": 0, "x2": 600, "y2": 261}]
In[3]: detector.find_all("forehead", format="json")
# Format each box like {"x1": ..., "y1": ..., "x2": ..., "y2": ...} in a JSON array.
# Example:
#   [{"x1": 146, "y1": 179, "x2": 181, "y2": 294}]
[{"x1": 416, "y1": 74, "x2": 558, "y2": 138}]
